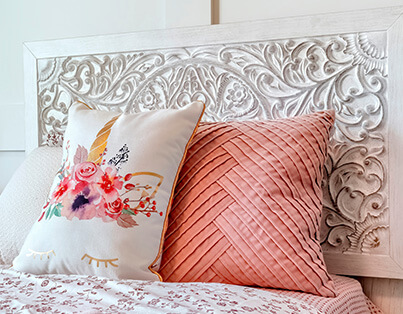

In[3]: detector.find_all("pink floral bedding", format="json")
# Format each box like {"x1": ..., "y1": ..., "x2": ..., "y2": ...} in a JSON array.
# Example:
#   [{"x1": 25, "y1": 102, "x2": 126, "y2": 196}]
[{"x1": 0, "y1": 266, "x2": 380, "y2": 313}]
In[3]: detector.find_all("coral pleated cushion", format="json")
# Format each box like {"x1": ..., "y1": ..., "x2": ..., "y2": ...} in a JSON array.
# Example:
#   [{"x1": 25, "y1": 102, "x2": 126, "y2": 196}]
[{"x1": 160, "y1": 110, "x2": 337, "y2": 297}]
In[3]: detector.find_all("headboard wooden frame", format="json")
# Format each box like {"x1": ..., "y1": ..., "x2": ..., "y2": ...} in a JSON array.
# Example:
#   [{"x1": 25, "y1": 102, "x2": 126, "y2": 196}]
[{"x1": 24, "y1": 6, "x2": 403, "y2": 279}]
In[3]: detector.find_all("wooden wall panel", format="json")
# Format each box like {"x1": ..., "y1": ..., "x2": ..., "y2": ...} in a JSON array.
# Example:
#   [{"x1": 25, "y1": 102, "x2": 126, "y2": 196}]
[{"x1": 359, "y1": 277, "x2": 403, "y2": 313}]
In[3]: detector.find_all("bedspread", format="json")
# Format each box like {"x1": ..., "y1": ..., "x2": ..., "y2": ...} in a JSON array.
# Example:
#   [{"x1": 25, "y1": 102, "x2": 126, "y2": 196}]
[{"x1": 0, "y1": 266, "x2": 380, "y2": 313}]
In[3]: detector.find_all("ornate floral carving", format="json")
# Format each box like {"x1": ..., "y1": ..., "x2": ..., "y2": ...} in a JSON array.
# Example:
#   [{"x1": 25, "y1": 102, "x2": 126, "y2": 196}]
[
  {"x1": 343, "y1": 32, "x2": 387, "y2": 76},
  {"x1": 137, "y1": 86, "x2": 161, "y2": 110},
  {"x1": 36, "y1": 31, "x2": 388, "y2": 254},
  {"x1": 347, "y1": 213, "x2": 389, "y2": 254},
  {"x1": 226, "y1": 82, "x2": 249, "y2": 106},
  {"x1": 46, "y1": 130, "x2": 64, "y2": 147}
]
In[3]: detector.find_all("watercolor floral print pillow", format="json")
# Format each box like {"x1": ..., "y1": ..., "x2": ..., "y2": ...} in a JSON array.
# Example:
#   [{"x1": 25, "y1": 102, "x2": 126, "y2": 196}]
[{"x1": 13, "y1": 101, "x2": 205, "y2": 280}]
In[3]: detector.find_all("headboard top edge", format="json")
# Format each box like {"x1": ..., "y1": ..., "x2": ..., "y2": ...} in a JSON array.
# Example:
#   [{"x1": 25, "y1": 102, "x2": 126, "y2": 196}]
[{"x1": 24, "y1": 6, "x2": 402, "y2": 60}]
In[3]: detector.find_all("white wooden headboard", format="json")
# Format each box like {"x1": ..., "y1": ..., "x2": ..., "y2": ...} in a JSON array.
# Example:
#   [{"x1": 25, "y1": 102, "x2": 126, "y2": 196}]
[{"x1": 24, "y1": 6, "x2": 403, "y2": 279}]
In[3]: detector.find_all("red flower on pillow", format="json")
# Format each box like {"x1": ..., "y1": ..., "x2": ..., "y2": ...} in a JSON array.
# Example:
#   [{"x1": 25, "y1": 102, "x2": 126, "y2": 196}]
[
  {"x1": 104, "y1": 198, "x2": 124, "y2": 220},
  {"x1": 97, "y1": 167, "x2": 123, "y2": 202},
  {"x1": 52, "y1": 176, "x2": 73, "y2": 201}
]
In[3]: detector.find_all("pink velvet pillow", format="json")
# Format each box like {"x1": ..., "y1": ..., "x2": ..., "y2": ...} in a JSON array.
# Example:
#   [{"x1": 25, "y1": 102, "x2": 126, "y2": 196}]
[{"x1": 160, "y1": 111, "x2": 336, "y2": 297}]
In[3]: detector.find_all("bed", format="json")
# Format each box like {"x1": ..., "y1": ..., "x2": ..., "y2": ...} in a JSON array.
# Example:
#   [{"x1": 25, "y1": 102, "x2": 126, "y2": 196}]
[{"x1": 0, "y1": 5, "x2": 402, "y2": 313}]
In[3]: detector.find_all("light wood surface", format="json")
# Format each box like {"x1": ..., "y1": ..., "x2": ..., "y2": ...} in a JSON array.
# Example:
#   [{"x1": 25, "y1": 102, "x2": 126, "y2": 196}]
[
  {"x1": 25, "y1": 6, "x2": 402, "y2": 59},
  {"x1": 23, "y1": 46, "x2": 38, "y2": 154},
  {"x1": 388, "y1": 8, "x2": 403, "y2": 270},
  {"x1": 325, "y1": 253, "x2": 403, "y2": 279},
  {"x1": 359, "y1": 277, "x2": 403, "y2": 313}
]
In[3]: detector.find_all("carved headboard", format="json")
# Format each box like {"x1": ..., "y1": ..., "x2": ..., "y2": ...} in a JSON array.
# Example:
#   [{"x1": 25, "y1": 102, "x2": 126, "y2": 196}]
[{"x1": 24, "y1": 6, "x2": 403, "y2": 279}]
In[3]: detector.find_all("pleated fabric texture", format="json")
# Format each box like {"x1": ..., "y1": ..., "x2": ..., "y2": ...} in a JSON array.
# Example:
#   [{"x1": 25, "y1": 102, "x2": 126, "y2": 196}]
[{"x1": 160, "y1": 110, "x2": 336, "y2": 297}]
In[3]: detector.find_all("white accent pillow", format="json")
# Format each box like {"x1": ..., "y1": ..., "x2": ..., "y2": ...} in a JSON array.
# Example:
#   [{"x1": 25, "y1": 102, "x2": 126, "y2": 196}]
[
  {"x1": 13, "y1": 101, "x2": 204, "y2": 280},
  {"x1": 0, "y1": 147, "x2": 62, "y2": 265}
]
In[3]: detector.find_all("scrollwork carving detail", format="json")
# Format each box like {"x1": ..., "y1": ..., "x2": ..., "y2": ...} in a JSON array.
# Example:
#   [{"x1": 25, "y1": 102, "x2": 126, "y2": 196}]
[{"x1": 36, "y1": 31, "x2": 388, "y2": 254}]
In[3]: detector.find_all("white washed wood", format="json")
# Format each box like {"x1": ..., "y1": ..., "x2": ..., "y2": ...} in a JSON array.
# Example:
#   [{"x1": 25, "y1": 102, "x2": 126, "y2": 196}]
[
  {"x1": 388, "y1": 12, "x2": 403, "y2": 274},
  {"x1": 24, "y1": 7, "x2": 403, "y2": 279},
  {"x1": 325, "y1": 253, "x2": 403, "y2": 279},
  {"x1": 25, "y1": 6, "x2": 401, "y2": 59},
  {"x1": 24, "y1": 46, "x2": 39, "y2": 155},
  {"x1": 359, "y1": 277, "x2": 403, "y2": 313}
]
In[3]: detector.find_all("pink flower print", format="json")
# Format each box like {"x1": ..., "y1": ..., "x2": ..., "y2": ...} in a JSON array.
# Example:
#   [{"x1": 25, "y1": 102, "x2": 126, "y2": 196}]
[
  {"x1": 52, "y1": 176, "x2": 73, "y2": 201},
  {"x1": 97, "y1": 166, "x2": 123, "y2": 202},
  {"x1": 61, "y1": 184, "x2": 102, "y2": 220},
  {"x1": 40, "y1": 143, "x2": 163, "y2": 228},
  {"x1": 104, "y1": 198, "x2": 124, "y2": 220},
  {"x1": 73, "y1": 162, "x2": 102, "y2": 183}
]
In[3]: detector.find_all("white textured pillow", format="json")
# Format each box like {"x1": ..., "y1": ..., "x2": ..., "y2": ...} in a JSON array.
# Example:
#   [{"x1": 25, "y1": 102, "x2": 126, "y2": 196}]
[
  {"x1": 0, "y1": 147, "x2": 62, "y2": 265},
  {"x1": 13, "y1": 101, "x2": 205, "y2": 280}
]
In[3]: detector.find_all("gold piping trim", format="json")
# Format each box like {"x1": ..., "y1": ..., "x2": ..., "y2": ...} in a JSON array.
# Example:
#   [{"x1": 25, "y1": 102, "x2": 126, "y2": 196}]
[
  {"x1": 67, "y1": 100, "x2": 93, "y2": 111},
  {"x1": 75, "y1": 100, "x2": 92, "y2": 110},
  {"x1": 148, "y1": 102, "x2": 206, "y2": 281}
]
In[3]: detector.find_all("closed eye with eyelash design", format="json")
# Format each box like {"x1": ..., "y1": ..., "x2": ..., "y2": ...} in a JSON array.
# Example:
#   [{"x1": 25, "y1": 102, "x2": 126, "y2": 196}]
[
  {"x1": 26, "y1": 249, "x2": 56, "y2": 260},
  {"x1": 81, "y1": 254, "x2": 118, "y2": 268}
]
